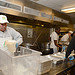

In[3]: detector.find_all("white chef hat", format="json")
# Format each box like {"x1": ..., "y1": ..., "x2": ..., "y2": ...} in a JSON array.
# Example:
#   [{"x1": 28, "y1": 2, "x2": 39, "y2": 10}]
[
  {"x1": 69, "y1": 31, "x2": 73, "y2": 34},
  {"x1": 0, "y1": 15, "x2": 9, "y2": 23}
]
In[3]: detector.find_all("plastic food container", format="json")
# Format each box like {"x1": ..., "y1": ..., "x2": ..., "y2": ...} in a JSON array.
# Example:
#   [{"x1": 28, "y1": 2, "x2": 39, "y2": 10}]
[
  {"x1": 38, "y1": 56, "x2": 52, "y2": 75},
  {"x1": 0, "y1": 46, "x2": 41, "y2": 75}
]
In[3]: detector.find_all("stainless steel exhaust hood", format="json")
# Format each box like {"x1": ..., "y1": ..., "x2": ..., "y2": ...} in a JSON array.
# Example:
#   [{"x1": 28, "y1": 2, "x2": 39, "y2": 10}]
[
  {"x1": 0, "y1": 0, "x2": 52, "y2": 23},
  {"x1": 0, "y1": 0, "x2": 71, "y2": 27}
]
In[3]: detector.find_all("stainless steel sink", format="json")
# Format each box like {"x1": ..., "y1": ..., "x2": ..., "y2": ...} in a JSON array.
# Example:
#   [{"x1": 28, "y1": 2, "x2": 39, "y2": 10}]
[{"x1": 14, "y1": 46, "x2": 32, "y2": 56}]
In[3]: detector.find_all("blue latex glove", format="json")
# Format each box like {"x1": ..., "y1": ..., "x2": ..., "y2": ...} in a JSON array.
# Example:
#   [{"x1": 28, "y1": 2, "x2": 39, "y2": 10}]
[
  {"x1": 16, "y1": 43, "x2": 18, "y2": 48},
  {"x1": 64, "y1": 57, "x2": 66, "y2": 59},
  {"x1": 63, "y1": 46, "x2": 66, "y2": 50},
  {"x1": 69, "y1": 56, "x2": 74, "y2": 60}
]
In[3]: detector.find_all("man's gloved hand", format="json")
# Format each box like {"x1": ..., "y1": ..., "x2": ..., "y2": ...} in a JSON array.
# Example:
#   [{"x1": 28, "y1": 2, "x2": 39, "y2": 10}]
[
  {"x1": 69, "y1": 56, "x2": 74, "y2": 60},
  {"x1": 16, "y1": 43, "x2": 18, "y2": 48}
]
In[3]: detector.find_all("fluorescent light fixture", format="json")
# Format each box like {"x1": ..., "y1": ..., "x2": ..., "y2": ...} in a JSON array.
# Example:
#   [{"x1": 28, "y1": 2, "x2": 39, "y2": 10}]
[
  {"x1": 41, "y1": 25, "x2": 44, "y2": 27},
  {"x1": 61, "y1": 7, "x2": 75, "y2": 13}
]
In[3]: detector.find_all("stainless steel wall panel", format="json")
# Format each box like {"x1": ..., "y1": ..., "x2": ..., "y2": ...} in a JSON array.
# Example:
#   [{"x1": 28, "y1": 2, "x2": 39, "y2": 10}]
[{"x1": 8, "y1": 23, "x2": 50, "y2": 45}]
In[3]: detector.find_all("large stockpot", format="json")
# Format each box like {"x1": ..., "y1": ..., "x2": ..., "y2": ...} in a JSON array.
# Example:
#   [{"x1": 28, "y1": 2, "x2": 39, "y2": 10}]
[
  {"x1": 41, "y1": 42, "x2": 50, "y2": 49},
  {"x1": 41, "y1": 42, "x2": 51, "y2": 55}
]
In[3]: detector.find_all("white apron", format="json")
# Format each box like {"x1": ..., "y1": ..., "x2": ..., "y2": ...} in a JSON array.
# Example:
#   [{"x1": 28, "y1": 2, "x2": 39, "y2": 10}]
[
  {"x1": 0, "y1": 31, "x2": 12, "y2": 51},
  {"x1": 0, "y1": 37, "x2": 12, "y2": 47},
  {"x1": 53, "y1": 46, "x2": 58, "y2": 53}
]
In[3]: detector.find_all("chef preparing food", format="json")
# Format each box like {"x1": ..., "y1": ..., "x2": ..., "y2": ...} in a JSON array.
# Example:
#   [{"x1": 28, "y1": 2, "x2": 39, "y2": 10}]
[
  {"x1": 59, "y1": 31, "x2": 73, "y2": 52},
  {"x1": 60, "y1": 31, "x2": 73, "y2": 45},
  {"x1": 0, "y1": 15, "x2": 23, "y2": 52},
  {"x1": 50, "y1": 27, "x2": 62, "y2": 54}
]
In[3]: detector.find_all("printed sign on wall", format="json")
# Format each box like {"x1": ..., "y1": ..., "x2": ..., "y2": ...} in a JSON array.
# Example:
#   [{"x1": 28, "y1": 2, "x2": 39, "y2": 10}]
[{"x1": 27, "y1": 28, "x2": 33, "y2": 38}]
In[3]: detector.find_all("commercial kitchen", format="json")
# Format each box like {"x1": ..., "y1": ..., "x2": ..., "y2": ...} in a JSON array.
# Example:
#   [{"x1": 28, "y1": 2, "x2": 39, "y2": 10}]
[{"x1": 0, "y1": 0, "x2": 75, "y2": 75}]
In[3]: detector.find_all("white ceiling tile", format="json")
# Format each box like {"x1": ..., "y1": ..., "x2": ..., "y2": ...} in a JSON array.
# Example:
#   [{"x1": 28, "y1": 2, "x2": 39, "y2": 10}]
[
  {"x1": 30, "y1": 0, "x2": 75, "y2": 19},
  {"x1": 32, "y1": 0, "x2": 75, "y2": 12}
]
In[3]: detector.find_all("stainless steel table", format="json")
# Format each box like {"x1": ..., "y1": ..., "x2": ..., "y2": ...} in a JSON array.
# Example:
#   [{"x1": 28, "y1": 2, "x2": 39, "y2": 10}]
[
  {"x1": 42, "y1": 59, "x2": 75, "y2": 75},
  {"x1": 1, "y1": 59, "x2": 75, "y2": 75}
]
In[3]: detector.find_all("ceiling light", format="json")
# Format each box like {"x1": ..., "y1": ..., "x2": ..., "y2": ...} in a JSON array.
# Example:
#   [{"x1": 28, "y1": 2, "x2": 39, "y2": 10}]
[
  {"x1": 41, "y1": 25, "x2": 44, "y2": 27},
  {"x1": 61, "y1": 7, "x2": 75, "y2": 13}
]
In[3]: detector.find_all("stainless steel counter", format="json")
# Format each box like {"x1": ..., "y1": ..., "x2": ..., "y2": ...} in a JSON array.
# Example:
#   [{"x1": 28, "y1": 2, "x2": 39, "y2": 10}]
[
  {"x1": 1, "y1": 59, "x2": 75, "y2": 75},
  {"x1": 42, "y1": 59, "x2": 75, "y2": 75}
]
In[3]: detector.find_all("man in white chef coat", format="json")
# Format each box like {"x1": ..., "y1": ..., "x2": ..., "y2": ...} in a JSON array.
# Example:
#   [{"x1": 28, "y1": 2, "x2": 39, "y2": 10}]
[
  {"x1": 0, "y1": 15, "x2": 23, "y2": 48},
  {"x1": 60, "y1": 31, "x2": 73, "y2": 45},
  {"x1": 58, "y1": 31, "x2": 73, "y2": 52},
  {"x1": 50, "y1": 27, "x2": 62, "y2": 53}
]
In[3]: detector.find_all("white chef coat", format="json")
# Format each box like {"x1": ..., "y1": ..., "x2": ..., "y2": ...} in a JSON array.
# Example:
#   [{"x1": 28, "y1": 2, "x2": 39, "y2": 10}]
[
  {"x1": 0, "y1": 26, "x2": 23, "y2": 47},
  {"x1": 50, "y1": 31, "x2": 59, "y2": 53},
  {"x1": 60, "y1": 34, "x2": 69, "y2": 42}
]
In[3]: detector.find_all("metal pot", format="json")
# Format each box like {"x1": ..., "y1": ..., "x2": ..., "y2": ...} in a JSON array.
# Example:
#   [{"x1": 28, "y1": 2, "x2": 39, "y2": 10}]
[
  {"x1": 41, "y1": 42, "x2": 50, "y2": 50},
  {"x1": 41, "y1": 42, "x2": 51, "y2": 55}
]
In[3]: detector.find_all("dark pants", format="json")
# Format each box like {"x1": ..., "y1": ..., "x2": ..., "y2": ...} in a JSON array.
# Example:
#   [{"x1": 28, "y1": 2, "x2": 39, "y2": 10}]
[
  {"x1": 50, "y1": 48, "x2": 54, "y2": 54},
  {"x1": 70, "y1": 66, "x2": 75, "y2": 75},
  {"x1": 58, "y1": 44, "x2": 62, "y2": 52}
]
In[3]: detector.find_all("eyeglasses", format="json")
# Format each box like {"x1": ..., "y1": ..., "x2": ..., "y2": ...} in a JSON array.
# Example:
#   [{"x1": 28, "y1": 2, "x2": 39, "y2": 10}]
[{"x1": 0, "y1": 23, "x2": 7, "y2": 26}]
